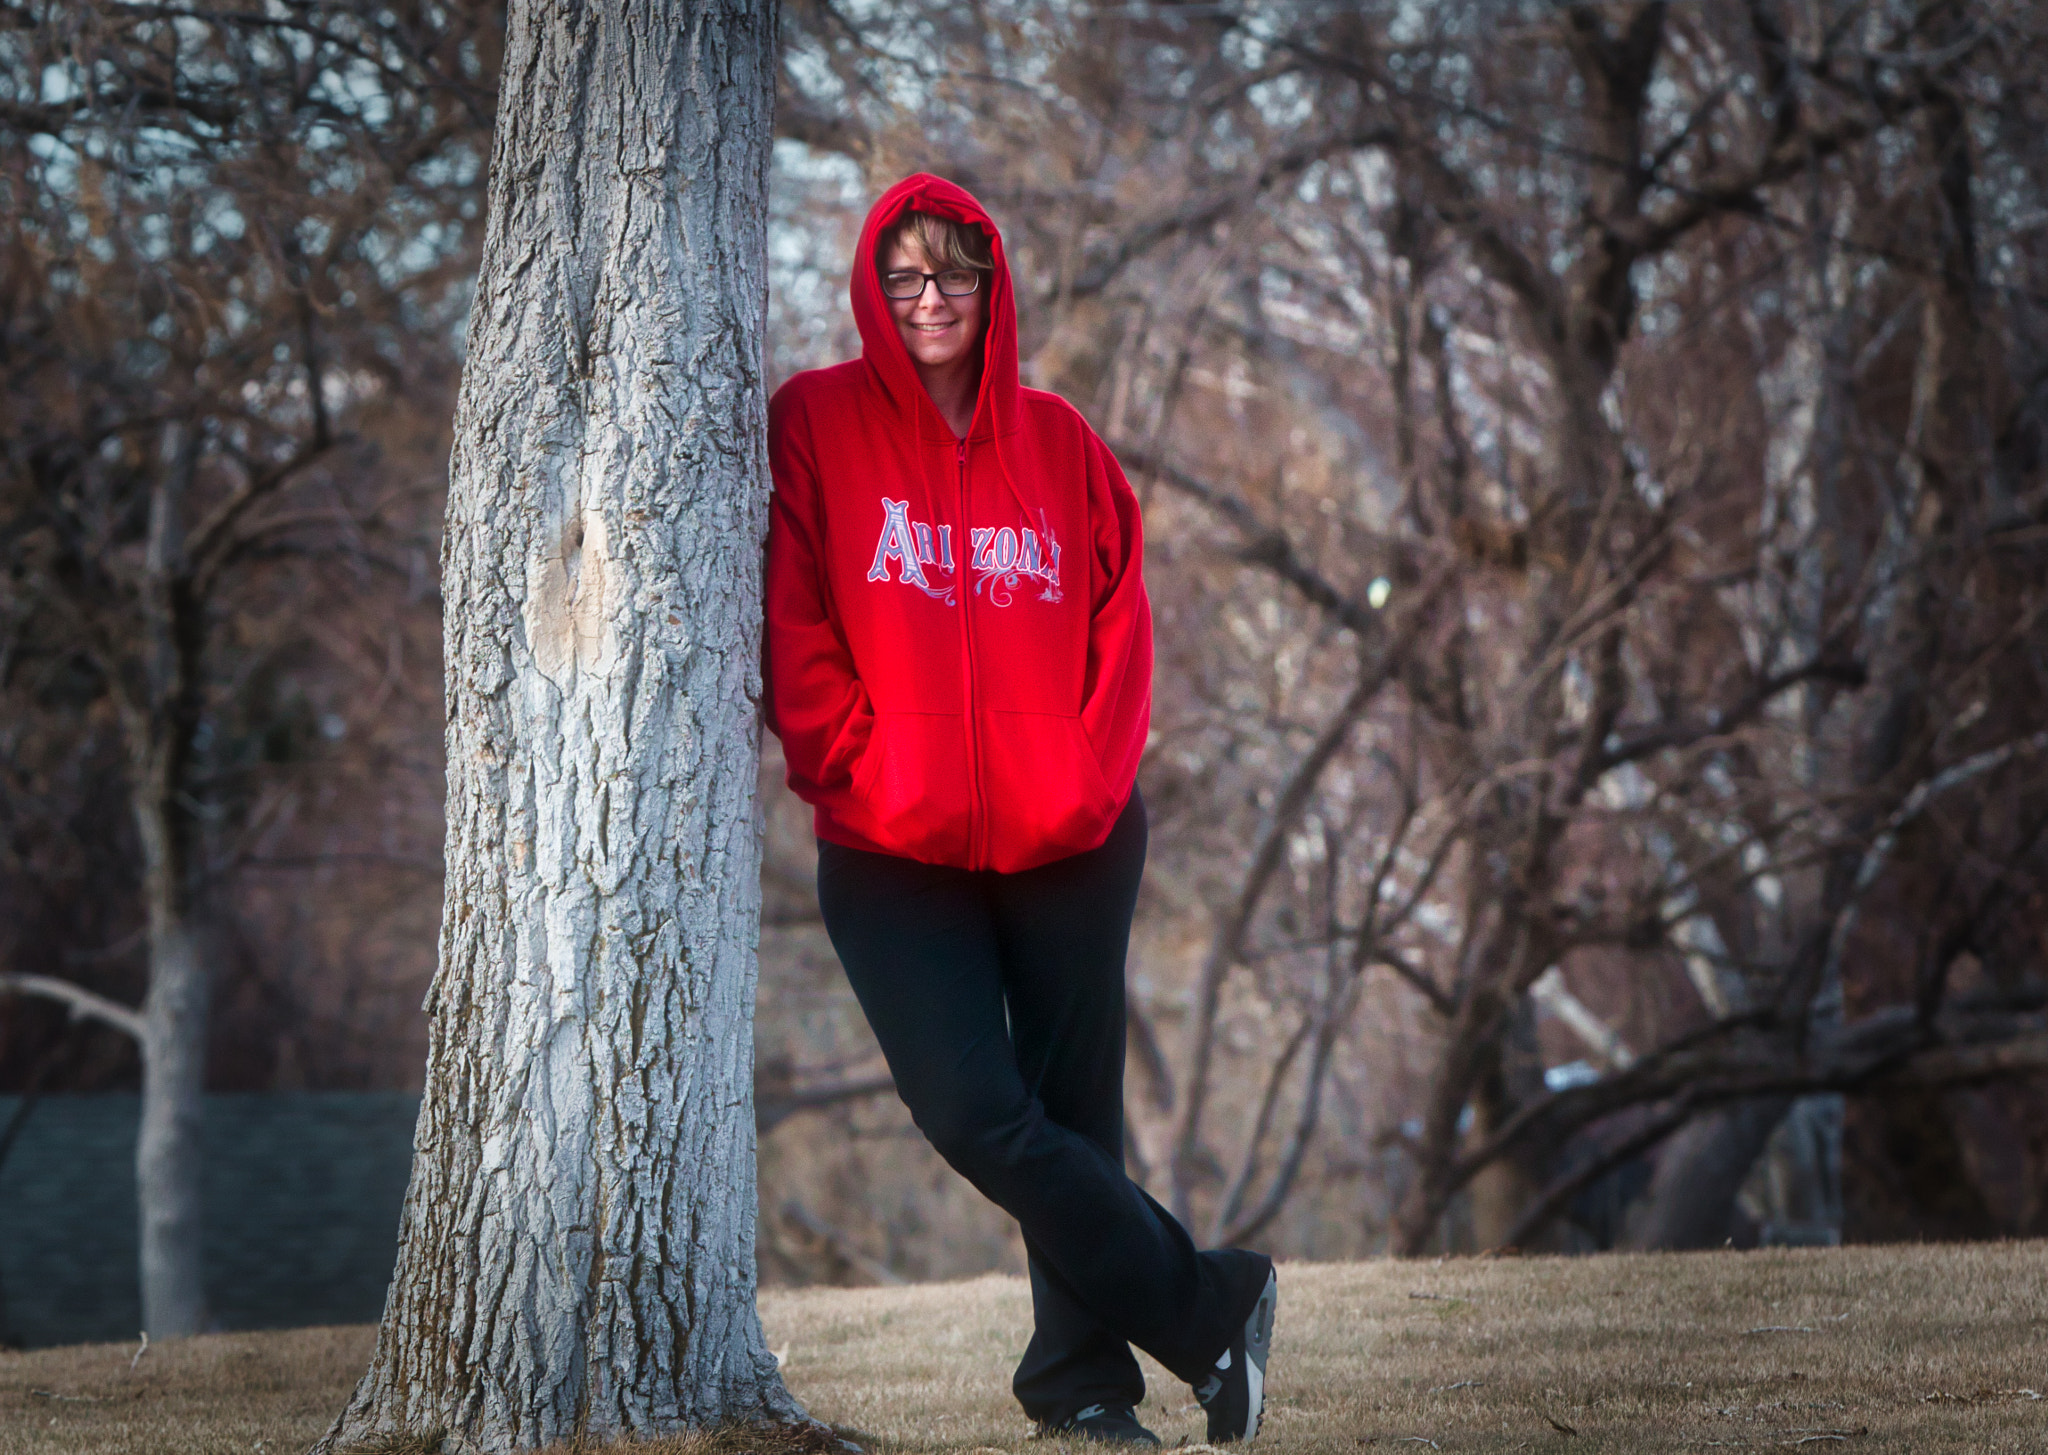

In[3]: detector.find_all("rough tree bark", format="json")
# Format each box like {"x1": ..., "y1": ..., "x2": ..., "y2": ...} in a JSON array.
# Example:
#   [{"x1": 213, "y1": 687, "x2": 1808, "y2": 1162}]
[{"x1": 313, "y1": 2, "x2": 798, "y2": 1449}]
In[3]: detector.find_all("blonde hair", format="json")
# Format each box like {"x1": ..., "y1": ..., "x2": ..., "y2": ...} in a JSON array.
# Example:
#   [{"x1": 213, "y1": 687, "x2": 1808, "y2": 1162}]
[{"x1": 880, "y1": 210, "x2": 994, "y2": 273}]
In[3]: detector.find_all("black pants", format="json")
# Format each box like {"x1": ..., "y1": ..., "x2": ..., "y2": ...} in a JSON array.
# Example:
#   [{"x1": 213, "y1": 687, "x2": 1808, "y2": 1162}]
[{"x1": 816, "y1": 791, "x2": 1238, "y2": 1423}]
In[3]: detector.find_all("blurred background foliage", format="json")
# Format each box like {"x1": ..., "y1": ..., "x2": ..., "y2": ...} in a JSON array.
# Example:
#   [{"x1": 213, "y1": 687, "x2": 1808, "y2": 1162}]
[{"x1": 4, "y1": 0, "x2": 2048, "y2": 1280}]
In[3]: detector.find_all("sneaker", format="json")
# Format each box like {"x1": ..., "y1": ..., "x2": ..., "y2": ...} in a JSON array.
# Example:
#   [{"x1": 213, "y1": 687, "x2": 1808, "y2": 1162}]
[
  {"x1": 1041, "y1": 1403, "x2": 1161, "y2": 1446},
  {"x1": 1194, "y1": 1253, "x2": 1277, "y2": 1443}
]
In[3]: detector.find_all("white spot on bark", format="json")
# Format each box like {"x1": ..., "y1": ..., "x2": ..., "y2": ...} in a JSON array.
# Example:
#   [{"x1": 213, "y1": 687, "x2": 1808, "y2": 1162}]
[{"x1": 526, "y1": 506, "x2": 619, "y2": 683}]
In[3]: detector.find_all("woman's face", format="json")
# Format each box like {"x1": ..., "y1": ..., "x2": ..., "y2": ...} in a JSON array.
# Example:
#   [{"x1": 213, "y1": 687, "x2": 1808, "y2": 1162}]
[{"x1": 881, "y1": 236, "x2": 986, "y2": 373}]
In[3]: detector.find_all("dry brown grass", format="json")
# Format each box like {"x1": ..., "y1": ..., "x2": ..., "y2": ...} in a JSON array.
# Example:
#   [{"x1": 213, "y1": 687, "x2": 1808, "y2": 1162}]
[
  {"x1": 4, "y1": 1246, "x2": 2046, "y2": 1454},
  {"x1": 0, "y1": 1323, "x2": 367, "y2": 1455}
]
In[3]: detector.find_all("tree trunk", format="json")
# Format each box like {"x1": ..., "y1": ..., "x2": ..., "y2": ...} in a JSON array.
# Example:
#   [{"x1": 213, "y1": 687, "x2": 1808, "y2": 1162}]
[
  {"x1": 137, "y1": 909, "x2": 211, "y2": 1338},
  {"x1": 1746, "y1": 1094, "x2": 1845, "y2": 1246},
  {"x1": 315, "y1": 2, "x2": 795, "y2": 1449},
  {"x1": 1618, "y1": 1098, "x2": 1791, "y2": 1251},
  {"x1": 132, "y1": 734, "x2": 211, "y2": 1339},
  {"x1": 1467, "y1": 999, "x2": 1547, "y2": 1251}
]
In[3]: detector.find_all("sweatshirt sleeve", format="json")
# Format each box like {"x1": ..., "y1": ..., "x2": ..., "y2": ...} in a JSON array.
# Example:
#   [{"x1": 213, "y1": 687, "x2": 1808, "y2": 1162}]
[
  {"x1": 1078, "y1": 429, "x2": 1154, "y2": 803},
  {"x1": 764, "y1": 386, "x2": 875, "y2": 804}
]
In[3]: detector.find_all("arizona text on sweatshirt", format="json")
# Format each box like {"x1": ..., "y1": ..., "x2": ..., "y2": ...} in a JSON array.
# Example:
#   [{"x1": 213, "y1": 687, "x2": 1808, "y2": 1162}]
[{"x1": 764, "y1": 173, "x2": 1152, "y2": 873}]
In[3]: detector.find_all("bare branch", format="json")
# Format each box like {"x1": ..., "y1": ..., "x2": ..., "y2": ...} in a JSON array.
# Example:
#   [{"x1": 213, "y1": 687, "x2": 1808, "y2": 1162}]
[
  {"x1": 185, "y1": 432, "x2": 336, "y2": 589},
  {"x1": 1210, "y1": 1013, "x2": 1313, "y2": 1242},
  {"x1": 775, "y1": 73, "x2": 869, "y2": 159},
  {"x1": 1126, "y1": 990, "x2": 1177, "y2": 1113},
  {"x1": 1451, "y1": 1004, "x2": 2048, "y2": 1201},
  {"x1": 1068, "y1": 124, "x2": 1398, "y2": 301},
  {"x1": 1117, "y1": 443, "x2": 1435, "y2": 642},
  {"x1": 1501, "y1": 1093, "x2": 1700, "y2": 1250},
  {"x1": 1531, "y1": 966, "x2": 1636, "y2": 1070},
  {"x1": 1823, "y1": 730, "x2": 2048, "y2": 989},
  {"x1": 776, "y1": 1200, "x2": 904, "y2": 1286},
  {"x1": 0, "y1": 973, "x2": 146, "y2": 1043},
  {"x1": 1598, "y1": 652, "x2": 1869, "y2": 770},
  {"x1": 1902, "y1": 1033, "x2": 2048, "y2": 1086},
  {"x1": 1168, "y1": 663, "x2": 1381, "y2": 1218},
  {"x1": 755, "y1": 1073, "x2": 895, "y2": 1135},
  {"x1": 1373, "y1": 949, "x2": 1457, "y2": 1019}
]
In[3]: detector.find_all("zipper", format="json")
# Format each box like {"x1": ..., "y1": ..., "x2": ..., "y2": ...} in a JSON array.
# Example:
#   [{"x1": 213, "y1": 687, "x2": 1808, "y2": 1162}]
[{"x1": 956, "y1": 435, "x2": 986, "y2": 868}]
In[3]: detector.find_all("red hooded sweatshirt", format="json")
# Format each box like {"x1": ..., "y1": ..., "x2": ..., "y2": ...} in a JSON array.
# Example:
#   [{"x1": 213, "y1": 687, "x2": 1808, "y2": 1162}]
[{"x1": 764, "y1": 174, "x2": 1152, "y2": 873}]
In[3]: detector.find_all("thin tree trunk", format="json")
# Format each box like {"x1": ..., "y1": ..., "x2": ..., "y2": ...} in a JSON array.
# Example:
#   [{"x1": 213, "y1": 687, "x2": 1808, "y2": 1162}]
[
  {"x1": 131, "y1": 726, "x2": 211, "y2": 1339},
  {"x1": 1169, "y1": 666, "x2": 1377, "y2": 1223},
  {"x1": 137, "y1": 899, "x2": 210, "y2": 1339},
  {"x1": 1467, "y1": 997, "x2": 1547, "y2": 1251},
  {"x1": 315, "y1": 2, "x2": 794, "y2": 1449}
]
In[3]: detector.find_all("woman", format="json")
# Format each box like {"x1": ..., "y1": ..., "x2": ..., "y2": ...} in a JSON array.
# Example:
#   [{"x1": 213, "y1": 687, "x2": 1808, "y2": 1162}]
[{"x1": 765, "y1": 174, "x2": 1276, "y2": 1446}]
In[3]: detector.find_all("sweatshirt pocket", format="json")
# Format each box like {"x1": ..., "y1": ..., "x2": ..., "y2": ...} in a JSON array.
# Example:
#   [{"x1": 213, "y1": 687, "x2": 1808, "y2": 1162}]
[
  {"x1": 850, "y1": 710, "x2": 973, "y2": 865},
  {"x1": 979, "y1": 711, "x2": 1119, "y2": 871}
]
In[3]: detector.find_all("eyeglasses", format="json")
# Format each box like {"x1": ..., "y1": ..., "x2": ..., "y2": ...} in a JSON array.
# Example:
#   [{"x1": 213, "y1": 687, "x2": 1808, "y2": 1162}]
[{"x1": 880, "y1": 268, "x2": 985, "y2": 300}]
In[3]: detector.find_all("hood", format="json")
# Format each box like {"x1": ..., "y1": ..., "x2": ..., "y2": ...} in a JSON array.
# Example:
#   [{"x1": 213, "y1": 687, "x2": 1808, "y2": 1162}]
[{"x1": 852, "y1": 173, "x2": 1019, "y2": 444}]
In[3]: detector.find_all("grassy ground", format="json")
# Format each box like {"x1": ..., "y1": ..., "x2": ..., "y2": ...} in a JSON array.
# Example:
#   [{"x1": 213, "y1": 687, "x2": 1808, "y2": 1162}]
[{"x1": 3, "y1": 1245, "x2": 2045, "y2": 1454}]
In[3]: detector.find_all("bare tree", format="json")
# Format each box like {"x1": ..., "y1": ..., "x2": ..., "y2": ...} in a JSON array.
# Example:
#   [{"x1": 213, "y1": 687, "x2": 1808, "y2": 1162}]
[
  {"x1": 769, "y1": 0, "x2": 2048, "y2": 1259},
  {"x1": 313, "y1": 1, "x2": 806, "y2": 1448},
  {"x1": 0, "y1": 2, "x2": 492, "y2": 1334}
]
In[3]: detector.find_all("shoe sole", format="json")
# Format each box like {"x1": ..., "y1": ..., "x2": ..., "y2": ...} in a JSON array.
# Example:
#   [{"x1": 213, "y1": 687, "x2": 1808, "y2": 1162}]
[{"x1": 1243, "y1": 1267, "x2": 1277, "y2": 1441}]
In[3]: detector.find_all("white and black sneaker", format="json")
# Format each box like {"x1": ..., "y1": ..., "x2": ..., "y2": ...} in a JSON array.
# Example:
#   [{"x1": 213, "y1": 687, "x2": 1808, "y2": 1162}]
[{"x1": 1193, "y1": 1252, "x2": 1276, "y2": 1443}]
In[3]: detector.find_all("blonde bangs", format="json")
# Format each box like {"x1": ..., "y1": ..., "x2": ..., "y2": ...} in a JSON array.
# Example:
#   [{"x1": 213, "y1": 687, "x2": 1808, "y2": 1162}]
[{"x1": 881, "y1": 211, "x2": 994, "y2": 273}]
